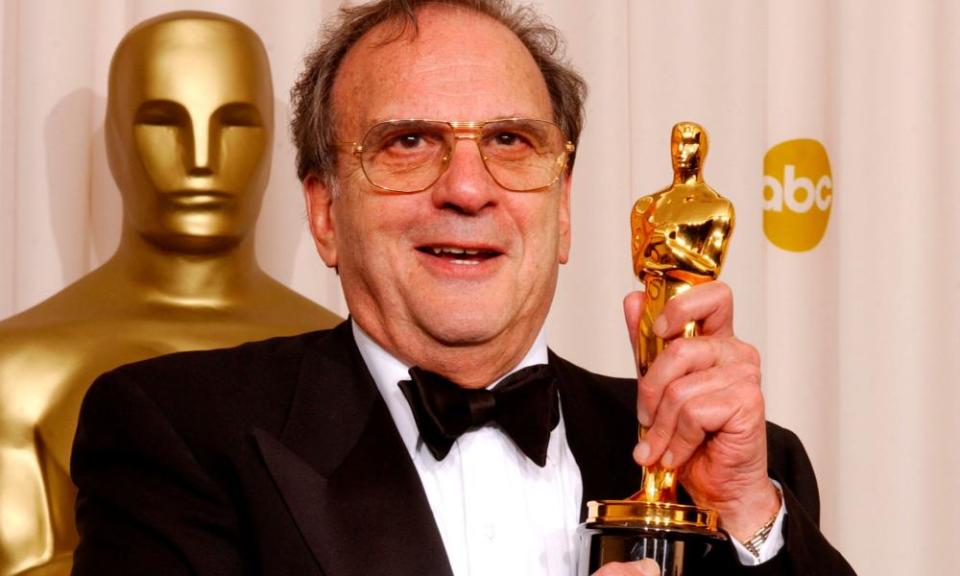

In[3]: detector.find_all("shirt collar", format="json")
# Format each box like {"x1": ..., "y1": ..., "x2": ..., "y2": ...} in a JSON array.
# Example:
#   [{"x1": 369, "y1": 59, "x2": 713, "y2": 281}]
[{"x1": 351, "y1": 320, "x2": 549, "y2": 459}]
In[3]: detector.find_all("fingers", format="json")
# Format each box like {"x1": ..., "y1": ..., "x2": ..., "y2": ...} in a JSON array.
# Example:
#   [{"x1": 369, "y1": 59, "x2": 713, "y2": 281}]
[
  {"x1": 634, "y1": 337, "x2": 762, "y2": 468},
  {"x1": 637, "y1": 337, "x2": 723, "y2": 425},
  {"x1": 654, "y1": 281, "x2": 735, "y2": 339},
  {"x1": 638, "y1": 336, "x2": 760, "y2": 426},
  {"x1": 636, "y1": 367, "x2": 764, "y2": 469},
  {"x1": 592, "y1": 558, "x2": 661, "y2": 576}
]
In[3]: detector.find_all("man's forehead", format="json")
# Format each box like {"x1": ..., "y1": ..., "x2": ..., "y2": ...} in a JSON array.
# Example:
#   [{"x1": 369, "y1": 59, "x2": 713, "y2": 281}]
[{"x1": 331, "y1": 5, "x2": 552, "y2": 132}]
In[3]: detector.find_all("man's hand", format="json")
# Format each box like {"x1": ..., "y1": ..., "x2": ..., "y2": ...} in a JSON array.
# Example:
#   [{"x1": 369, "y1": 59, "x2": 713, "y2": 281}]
[
  {"x1": 623, "y1": 281, "x2": 780, "y2": 541},
  {"x1": 592, "y1": 558, "x2": 661, "y2": 576}
]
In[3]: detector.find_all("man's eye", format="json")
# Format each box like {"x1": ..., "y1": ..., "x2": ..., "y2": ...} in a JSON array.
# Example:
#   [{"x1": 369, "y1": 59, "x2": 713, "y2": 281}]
[
  {"x1": 488, "y1": 129, "x2": 541, "y2": 151},
  {"x1": 380, "y1": 132, "x2": 434, "y2": 152},
  {"x1": 484, "y1": 130, "x2": 538, "y2": 158},
  {"x1": 394, "y1": 134, "x2": 425, "y2": 149},
  {"x1": 493, "y1": 132, "x2": 527, "y2": 147}
]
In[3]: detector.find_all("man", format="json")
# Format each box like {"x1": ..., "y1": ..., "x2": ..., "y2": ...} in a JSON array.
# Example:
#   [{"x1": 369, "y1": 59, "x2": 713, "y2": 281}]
[{"x1": 71, "y1": 1, "x2": 854, "y2": 575}]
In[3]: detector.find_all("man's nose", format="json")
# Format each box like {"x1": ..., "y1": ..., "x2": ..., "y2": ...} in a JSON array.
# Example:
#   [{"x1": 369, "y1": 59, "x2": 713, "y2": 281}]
[
  {"x1": 430, "y1": 138, "x2": 500, "y2": 214},
  {"x1": 187, "y1": 116, "x2": 214, "y2": 176}
]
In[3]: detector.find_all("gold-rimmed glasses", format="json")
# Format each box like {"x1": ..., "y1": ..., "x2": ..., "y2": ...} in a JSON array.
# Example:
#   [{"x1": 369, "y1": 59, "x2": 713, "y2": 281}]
[{"x1": 339, "y1": 118, "x2": 575, "y2": 193}]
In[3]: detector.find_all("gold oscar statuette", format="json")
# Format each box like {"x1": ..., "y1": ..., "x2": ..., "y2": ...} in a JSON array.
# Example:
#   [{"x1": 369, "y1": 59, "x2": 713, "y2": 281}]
[
  {"x1": 578, "y1": 122, "x2": 734, "y2": 575},
  {"x1": 0, "y1": 13, "x2": 340, "y2": 576}
]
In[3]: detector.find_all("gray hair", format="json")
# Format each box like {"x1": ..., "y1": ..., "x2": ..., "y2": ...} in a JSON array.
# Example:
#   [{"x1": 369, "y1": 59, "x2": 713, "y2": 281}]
[{"x1": 290, "y1": 0, "x2": 587, "y2": 186}]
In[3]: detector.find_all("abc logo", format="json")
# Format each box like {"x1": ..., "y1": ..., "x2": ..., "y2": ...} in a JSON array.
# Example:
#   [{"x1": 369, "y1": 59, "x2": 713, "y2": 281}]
[{"x1": 763, "y1": 139, "x2": 833, "y2": 252}]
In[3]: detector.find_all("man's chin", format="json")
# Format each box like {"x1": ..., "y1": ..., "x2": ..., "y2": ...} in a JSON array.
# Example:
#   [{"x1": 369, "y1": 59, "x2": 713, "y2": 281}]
[
  {"x1": 413, "y1": 305, "x2": 514, "y2": 348},
  {"x1": 422, "y1": 322, "x2": 503, "y2": 348},
  {"x1": 408, "y1": 290, "x2": 548, "y2": 351}
]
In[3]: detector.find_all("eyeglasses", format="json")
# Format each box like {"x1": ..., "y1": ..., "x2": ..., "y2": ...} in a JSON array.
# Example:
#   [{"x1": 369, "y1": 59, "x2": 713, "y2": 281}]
[{"x1": 339, "y1": 118, "x2": 575, "y2": 193}]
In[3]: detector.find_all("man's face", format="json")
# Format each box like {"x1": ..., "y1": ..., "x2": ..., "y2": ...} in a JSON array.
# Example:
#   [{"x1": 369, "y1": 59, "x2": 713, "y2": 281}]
[{"x1": 305, "y1": 6, "x2": 572, "y2": 378}]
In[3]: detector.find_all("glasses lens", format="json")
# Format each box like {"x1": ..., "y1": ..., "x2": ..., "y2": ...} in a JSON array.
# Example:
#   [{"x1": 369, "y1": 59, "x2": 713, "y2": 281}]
[
  {"x1": 360, "y1": 120, "x2": 450, "y2": 192},
  {"x1": 480, "y1": 119, "x2": 569, "y2": 191}
]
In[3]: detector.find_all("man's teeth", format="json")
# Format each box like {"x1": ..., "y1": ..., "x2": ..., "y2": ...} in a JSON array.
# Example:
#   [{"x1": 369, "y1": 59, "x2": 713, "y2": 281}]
[
  {"x1": 430, "y1": 247, "x2": 481, "y2": 256},
  {"x1": 428, "y1": 246, "x2": 485, "y2": 265}
]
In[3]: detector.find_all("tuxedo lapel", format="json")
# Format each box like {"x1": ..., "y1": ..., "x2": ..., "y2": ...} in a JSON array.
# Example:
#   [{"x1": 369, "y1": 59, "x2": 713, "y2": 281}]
[
  {"x1": 551, "y1": 352, "x2": 642, "y2": 520},
  {"x1": 254, "y1": 323, "x2": 454, "y2": 576}
]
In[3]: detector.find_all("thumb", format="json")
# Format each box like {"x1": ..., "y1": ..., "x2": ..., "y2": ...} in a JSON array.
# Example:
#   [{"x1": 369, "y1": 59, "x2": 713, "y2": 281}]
[
  {"x1": 591, "y1": 558, "x2": 661, "y2": 576},
  {"x1": 634, "y1": 558, "x2": 661, "y2": 576}
]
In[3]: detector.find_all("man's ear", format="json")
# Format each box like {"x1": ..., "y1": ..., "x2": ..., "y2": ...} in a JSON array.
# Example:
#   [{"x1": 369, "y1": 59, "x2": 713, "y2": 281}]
[
  {"x1": 557, "y1": 171, "x2": 572, "y2": 265},
  {"x1": 303, "y1": 173, "x2": 338, "y2": 268}
]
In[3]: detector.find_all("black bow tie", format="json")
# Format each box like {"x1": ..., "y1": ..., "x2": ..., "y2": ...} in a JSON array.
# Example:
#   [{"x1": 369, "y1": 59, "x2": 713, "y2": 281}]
[{"x1": 398, "y1": 364, "x2": 560, "y2": 467}]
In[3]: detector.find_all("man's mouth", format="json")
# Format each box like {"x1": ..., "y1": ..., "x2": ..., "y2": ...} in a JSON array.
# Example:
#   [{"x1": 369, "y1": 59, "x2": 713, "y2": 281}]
[{"x1": 417, "y1": 245, "x2": 502, "y2": 266}]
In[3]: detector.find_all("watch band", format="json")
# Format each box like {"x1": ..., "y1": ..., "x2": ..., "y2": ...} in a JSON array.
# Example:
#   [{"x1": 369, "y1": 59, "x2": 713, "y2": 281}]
[{"x1": 743, "y1": 492, "x2": 783, "y2": 559}]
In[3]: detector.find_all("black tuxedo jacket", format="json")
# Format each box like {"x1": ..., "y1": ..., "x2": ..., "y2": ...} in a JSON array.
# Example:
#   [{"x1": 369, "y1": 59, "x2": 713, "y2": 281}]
[{"x1": 71, "y1": 322, "x2": 854, "y2": 575}]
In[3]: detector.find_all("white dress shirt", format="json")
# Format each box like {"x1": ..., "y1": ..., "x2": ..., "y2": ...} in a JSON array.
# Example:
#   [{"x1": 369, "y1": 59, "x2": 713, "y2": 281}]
[{"x1": 351, "y1": 321, "x2": 783, "y2": 574}]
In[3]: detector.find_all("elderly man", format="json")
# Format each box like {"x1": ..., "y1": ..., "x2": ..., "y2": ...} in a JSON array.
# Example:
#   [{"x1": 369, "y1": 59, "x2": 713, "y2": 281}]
[{"x1": 71, "y1": 1, "x2": 854, "y2": 575}]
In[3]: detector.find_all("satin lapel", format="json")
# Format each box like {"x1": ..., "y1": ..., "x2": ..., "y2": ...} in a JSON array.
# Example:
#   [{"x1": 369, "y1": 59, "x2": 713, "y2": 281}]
[
  {"x1": 254, "y1": 323, "x2": 453, "y2": 576},
  {"x1": 550, "y1": 351, "x2": 641, "y2": 520}
]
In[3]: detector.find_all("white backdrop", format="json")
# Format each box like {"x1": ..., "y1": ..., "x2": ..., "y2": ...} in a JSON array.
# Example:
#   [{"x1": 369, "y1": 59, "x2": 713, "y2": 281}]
[{"x1": 2, "y1": 1, "x2": 959, "y2": 573}]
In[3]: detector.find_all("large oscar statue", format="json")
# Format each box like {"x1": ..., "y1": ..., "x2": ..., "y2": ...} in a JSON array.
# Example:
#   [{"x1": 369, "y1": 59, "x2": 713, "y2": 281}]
[
  {"x1": 0, "y1": 13, "x2": 340, "y2": 576},
  {"x1": 578, "y1": 122, "x2": 734, "y2": 575}
]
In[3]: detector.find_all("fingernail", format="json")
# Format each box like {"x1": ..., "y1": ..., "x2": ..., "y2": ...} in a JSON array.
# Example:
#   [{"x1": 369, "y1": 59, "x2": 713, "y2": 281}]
[
  {"x1": 654, "y1": 315, "x2": 668, "y2": 337},
  {"x1": 634, "y1": 441, "x2": 650, "y2": 464},
  {"x1": 662, "y1": 449, "x2": 674, "y2": 468}
]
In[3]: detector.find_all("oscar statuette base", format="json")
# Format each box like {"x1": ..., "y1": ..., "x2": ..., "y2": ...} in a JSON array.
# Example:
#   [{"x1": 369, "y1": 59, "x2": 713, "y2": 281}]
[{"x1": 577, "y1": 499, "x2": 726, "y2": 576}]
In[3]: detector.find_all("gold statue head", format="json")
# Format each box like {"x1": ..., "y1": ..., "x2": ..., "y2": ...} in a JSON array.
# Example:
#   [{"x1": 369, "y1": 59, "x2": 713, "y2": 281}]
[
  {"x1": 670, "y1": 121, "x2": 708, "y2": 184},
  {"x1": 105, "y1": 12, "x2": 274, "y2": 252}
]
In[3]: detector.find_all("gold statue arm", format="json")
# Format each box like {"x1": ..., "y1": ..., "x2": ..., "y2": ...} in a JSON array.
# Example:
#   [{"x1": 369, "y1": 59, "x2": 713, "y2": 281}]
[
  {"x1": 638, "y1": 224, "x2": 724, "y2": 278},
  {"x1": 636, "y1": 231, "x2": 673, "y2": 272},
  {"x1": 661, "y1": 228, "x2": 723, "y2": 277}
]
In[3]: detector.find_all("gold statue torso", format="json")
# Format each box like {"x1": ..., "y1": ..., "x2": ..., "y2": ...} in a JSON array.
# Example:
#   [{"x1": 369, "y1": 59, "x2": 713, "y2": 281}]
[
  {"x1": 0, "y1": 279, "x2": 332, "y2": 576},
  {"x1": 630, "y1": 122, "x2": 734, "y2": 502},
  {"x1": 0, "y1": 13, "x2": 340, "y2": 576}
]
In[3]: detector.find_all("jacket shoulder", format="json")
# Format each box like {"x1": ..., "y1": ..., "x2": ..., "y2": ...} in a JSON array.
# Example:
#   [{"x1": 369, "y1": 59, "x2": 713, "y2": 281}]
[{"x1": 81, "y1": 324, "x2": 351, "y2": 451}]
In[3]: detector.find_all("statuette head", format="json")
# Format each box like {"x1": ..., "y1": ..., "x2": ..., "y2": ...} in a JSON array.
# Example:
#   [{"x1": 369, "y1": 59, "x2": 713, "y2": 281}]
[
  {"x1": 671, "y1": 121, "x2": 708, "y2": 184},
  {"x1": 105, "y1": 12, "x2": 274, "y2": 252}
]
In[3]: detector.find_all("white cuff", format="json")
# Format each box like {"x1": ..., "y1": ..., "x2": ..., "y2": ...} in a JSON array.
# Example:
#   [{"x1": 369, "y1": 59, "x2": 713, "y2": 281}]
[{"x1": 729, "y1": 480, "x2": 786, "y2": 565}]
